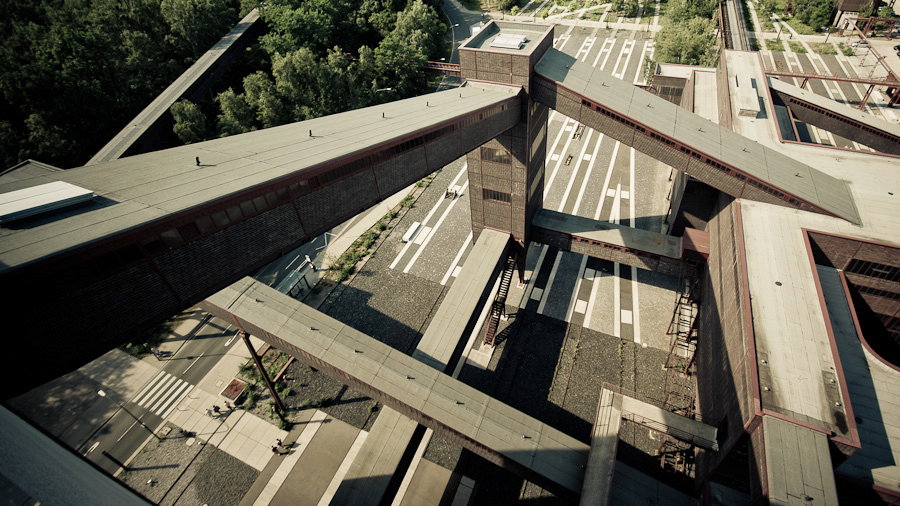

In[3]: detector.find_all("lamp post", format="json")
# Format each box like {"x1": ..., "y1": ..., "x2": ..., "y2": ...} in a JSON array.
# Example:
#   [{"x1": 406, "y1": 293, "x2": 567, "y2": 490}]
[{"x1": 98, "y1": 389, "x2": 159, "y2": 440}]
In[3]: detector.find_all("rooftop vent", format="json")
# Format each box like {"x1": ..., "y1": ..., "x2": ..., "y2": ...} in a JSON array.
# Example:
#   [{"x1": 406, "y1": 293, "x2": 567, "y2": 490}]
[
  {"x1": 0, "y1": 181, "x2": 96, "y2": 224},
  {"x1": 490, "y1": 33, "x2": 528, "y2": 50}
]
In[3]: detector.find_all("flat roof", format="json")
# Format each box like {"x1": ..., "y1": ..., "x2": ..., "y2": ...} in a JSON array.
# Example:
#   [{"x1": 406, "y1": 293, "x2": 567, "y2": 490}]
[
  {"x1": 533, "y1": 209, "x2": 682, "y2": 259},
  {"x1": 202, "y1": 278, "x2": 590, "y2": 493},
  {"x1": 535, "y1": 48, "x2": 860, "y2": 224},
  {"x1": 0, "y1": 83, "x2": 520, "y2": 273},
  {"x1": 762, "y1": 416, "x2": 839, "y2": 505},
  {"x1": 769, "y1": 77, "x2": 900, "y2": 139},
  {"x1": 740, "y1": 201, "x2": 853, "y2": 436},
  {"x1": 726, "y1": 50, "x2": 899, "y2": 241},
  {"x1": 460, "y1": 20, "x2": 551, "y2": 55}
]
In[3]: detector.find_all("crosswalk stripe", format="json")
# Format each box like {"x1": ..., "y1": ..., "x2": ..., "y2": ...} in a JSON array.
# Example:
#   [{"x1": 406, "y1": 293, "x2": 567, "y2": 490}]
[
  {"x1": 156, "y1": 382, "x2": 192, "y2": 417},
  {"x1": 149, "y1": 378, "x2": 185, "y2": 413},
  {"x1": 134, "y1": 371, "x2": 169, "y2": 406},
  {"x1": 141, "y1": 374, "x2": 177, "y2": 409}
]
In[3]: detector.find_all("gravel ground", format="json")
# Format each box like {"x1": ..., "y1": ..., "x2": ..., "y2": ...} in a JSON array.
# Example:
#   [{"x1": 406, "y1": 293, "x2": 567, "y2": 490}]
[{"x1": 120, "y1": 422, "x2": 258, "y2": 505}]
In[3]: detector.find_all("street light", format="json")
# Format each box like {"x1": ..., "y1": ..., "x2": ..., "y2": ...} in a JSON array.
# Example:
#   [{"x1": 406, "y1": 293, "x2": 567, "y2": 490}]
[
  {"x1": 98, "y1": 389, "x2": 159, "y2": 440},
  {"x1": 375, "y1": 87, "x2": 393, "y2": 93}
]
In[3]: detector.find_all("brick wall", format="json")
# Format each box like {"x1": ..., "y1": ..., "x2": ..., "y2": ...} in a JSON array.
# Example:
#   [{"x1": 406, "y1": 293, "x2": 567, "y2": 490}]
[{"x1": 696, "y1": 196, "x2": 758, "y2": 481}]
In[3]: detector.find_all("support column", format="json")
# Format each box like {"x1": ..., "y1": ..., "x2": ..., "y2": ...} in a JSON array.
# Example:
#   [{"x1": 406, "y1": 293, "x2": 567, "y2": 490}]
[{"x1": 240, "y1": 331, "x2": 286, "y2": 415}]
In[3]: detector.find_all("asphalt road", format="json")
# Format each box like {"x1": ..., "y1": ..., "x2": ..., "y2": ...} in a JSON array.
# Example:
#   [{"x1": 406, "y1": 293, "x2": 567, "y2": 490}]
[{"x1": 79, "y1": 316, "x2": 240, "y2": 474}]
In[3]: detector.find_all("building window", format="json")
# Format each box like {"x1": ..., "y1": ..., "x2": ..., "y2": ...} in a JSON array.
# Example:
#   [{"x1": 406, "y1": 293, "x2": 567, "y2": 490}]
[
  {"x1": 480, "y1": 147, "x2": 512, "y2": 164},
  {"x1": 846, "y1": 258, "x2": 900, "y2": 282},
  {"x1": 483, "y1": 189, "x2": 512, "y2": 203}
]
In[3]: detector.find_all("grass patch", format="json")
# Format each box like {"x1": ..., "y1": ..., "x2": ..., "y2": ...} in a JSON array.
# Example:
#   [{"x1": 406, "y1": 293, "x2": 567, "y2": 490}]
[
  {"x1": 329, "y1": 206, "x2": 400, "y2": 283},
  {"x1": 765, "y1": 38, "x2": 785, "y2": 51},
  {"x1": 535, "y1": 4, "x2": 552, "y2": 18},
  {"x1": 787, "y1": 40, "x2": 806, "y2": 53},
  {"x1": 808, "y1": 42, "x2": 836, "y2": 55},
  {"x1": 785, "y1": 16, "x2": 816, "y2": 35},
  {"x1": 838, "y1": 42, "x2": 853, "y2": 56}
]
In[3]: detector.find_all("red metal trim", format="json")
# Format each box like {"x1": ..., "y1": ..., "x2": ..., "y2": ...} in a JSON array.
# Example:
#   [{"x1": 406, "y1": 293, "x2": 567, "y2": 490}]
[
  {"x1": 760, "y1": 409, "x2": 836, "y2": 437},
  {"x1": 764, "y1": 70, "x2": 900, "y2": 87},
  {"x1": 800, "y1": 230, "x2": 862, "y2": 447},
  {"x1": 805, "y1": 227, "x2": 900, "y2": 251},
  {"x1": 837, "y1": 270, "x2": 900, "y2": 374}
]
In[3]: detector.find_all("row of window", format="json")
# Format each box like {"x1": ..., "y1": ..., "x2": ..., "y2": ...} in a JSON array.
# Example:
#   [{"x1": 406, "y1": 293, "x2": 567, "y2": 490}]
[
  {"x1": 579, "y1": 97, "x2": 803, "y2": 207},
  {"x1": 857, "y1": 284, "x2": 900, "y2": 300},
  {"x1": 74, "y1": 101, "x2": 516, "y2": 276},
  {"x1": 788, "y1": 97, "x2": 896, "y2": 141},
  {"x1": 571, "y1": 235, "x2": 661, "y2": 260},
  {"x1": 483, "y1": 189, "x2": 512, "y2": 202},
  {"x1": 481, "y1": 146, "x2": 512, "y2": 164},
  {"x1": 847, "y1": 258, "x2": 900, "y2": 282}
]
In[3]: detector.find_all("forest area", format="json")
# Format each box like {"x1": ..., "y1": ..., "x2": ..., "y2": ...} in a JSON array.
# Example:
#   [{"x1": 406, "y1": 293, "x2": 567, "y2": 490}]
[
  {"x1": 172, "y1": 0, "x2": 446, "y2": 144},
  {"x1": 0, "y1": 0, "x2": 447, "y2": 169}
]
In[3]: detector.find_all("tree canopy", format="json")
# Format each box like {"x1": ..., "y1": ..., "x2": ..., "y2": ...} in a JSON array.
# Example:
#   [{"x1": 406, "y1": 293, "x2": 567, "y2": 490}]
[
  {"x1": 794, "y1": 0, "x2": 835, "y2": 31},
  {"x1": 0, "y1": 0, "x2": 240, "y2": 168},
  {"x1": 172, "y1": 0, "x2": 447, "y2": 143}
]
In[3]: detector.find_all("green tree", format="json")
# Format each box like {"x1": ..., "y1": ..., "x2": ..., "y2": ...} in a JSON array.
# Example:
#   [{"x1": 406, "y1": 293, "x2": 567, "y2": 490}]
[
  {"x1": 794, "y1": 0, "x2": 835, "y2": 31},
  {"x1": 653, "y1": 17, "x2": 718, "y2": 66},
  {"x1": 216, "y1": 88, "x2": 256, "y2": 135},
  {"x1": 160, "y1": 0, "x2": 237, "y2": 58},
  {"x1": 242, "y1": 72, "x2": 287, "y2": 128},
  {"x1": 667, "y1": 0, "x2": 718, "y2": 22},
  {"x1": 171, "y1": 99, "x2": 210, "y2": 143}
]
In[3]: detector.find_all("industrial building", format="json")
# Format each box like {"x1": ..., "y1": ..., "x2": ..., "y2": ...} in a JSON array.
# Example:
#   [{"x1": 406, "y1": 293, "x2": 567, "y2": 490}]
[{"x1": 0, "y1": 20, "x2": 897, "y2": 505}]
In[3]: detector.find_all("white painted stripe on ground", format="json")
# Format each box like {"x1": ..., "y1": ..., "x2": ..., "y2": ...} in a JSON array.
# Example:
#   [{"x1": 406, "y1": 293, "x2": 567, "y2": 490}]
[
  {"x1": 615, "y1": 39, "x2": 636, "y2": 79},
  {"x1": 150, "y1": 379, "x2": 186, "y2": 415},
  {"x1": 318, "y1": 429, "x2": 369, "y2": 506},
  {"x1": 613, "y1": 262, "x2": 621, "y2": 338},
  {"x1": 633, "y1": 40, "x2": 651, "y2": 85},
  {"x1": 557, "y1": 129, "x2": 594, "y2": 212},
  {"x1": 155, "y1": 381, "x2": 189, "y2": 416},
  {"x1": 402, "y1": 180, "x2": 469, "y2": 273},
  {"x1": 621, "y1": 309, "x2": 633, "y2": 324},
  {"x1": 575, "y1": 299, "x2": 587, "y2": 314},
  {"x1": 530, "y1": 287, "x2": 544, "y2": 300},
  {"x1": 389, "y1": 164, "x2": 467, "y2": 270},
  {"x1": 390, "y1": 427, "x2": 433, "y2": 506},
  {"x1": 544, "y1": 120, "x2": 577, "y2": 197},
  {"x1": 600, "y1": 37, "x2": 616, "y2": 70},
  {"x1": 537, "y1": 252, "x2": 563, "y2": 315},
  {"x1": 610, "y1": 39, "x2": 629, "y2": 79},
  {"x1": 583, "y1": 268, "x2": 601, "y2": 331},
  {"x1": 254, "y1": 410, "x2": 329, "y2": 506},
  {"x1": 593, "y1": 141, "x2": 620, "y2": 220},
  {"x1": 412, "y1": 226, "x2": 431, "y2": 245},
  {"x1": 134, "y1": 371, "x2": 167, "y2": 406},
  {"x1": 629, "y1": 147, "x2": 641, "y2": 344},
  {"x1": 611, "y1": 185, "x2": 621, "y2": 338},
  {"x1": 591, "y1": 37, "x2": 611, "y2": 68},
  {"x1": 564, "y1": 255, "x2": 589, "y2": 322},
  {"x1": 577, "y1": 37, "x2": 596, "y2": 62},
  {"x1": 452, "y1": 266, "x2": 462, "y2": 277},
  {"x1": 139, "y1": 374, "x2": 176, "y2": 409},
  {"x1": 440, "y1": 231, "x2": 473, "y2": 285},
  {"x1": 160, "y1": 385, "x2": 193, "y2": 419},
  {"x1": 572, "y1": 132, "x2": 604, "y2": 215},
  {"x1": 520, "y1": 244, "x2": 548, "y2": 309}
]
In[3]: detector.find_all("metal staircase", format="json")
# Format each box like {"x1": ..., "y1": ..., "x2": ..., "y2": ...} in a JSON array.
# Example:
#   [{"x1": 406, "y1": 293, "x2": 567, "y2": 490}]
[
  {"x1": 482, "y1": 256, "x2": 516, "y2": 347},
  {"x1": 658, "y1": 274, "x2": 701, "y2": 474}
]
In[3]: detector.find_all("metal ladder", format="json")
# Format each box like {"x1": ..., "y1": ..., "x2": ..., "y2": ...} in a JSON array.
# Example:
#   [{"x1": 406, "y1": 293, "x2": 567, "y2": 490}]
[
  {"x1": 658, "y1": 273, "x2": 700, "y2": 473},
  {"x1": 482, "y1": 256, "x2": 516, "y2": 347}
]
